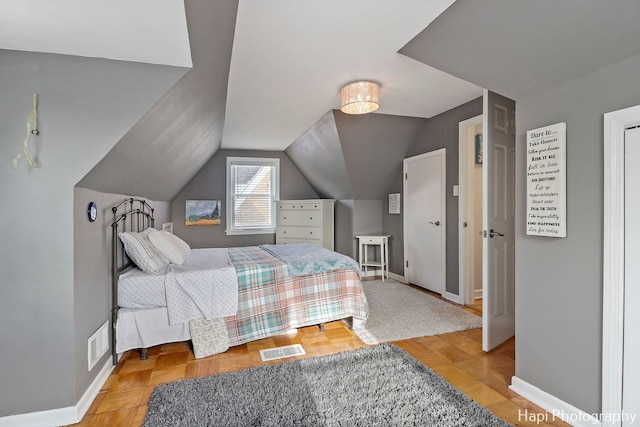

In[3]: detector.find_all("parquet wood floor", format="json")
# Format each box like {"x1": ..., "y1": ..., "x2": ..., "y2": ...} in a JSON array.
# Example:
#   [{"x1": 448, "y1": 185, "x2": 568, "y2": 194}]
[{"x1": 68, "y1": 288, "x2": 569, "y2": 427}]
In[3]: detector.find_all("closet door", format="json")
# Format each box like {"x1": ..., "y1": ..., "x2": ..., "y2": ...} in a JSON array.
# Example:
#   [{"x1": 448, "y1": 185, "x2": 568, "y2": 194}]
[{"x1": 403, "y1": 149, "x2": 446, "y2": 294}]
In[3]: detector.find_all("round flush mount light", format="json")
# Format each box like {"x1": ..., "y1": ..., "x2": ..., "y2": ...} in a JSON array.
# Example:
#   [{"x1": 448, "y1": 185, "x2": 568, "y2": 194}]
[{"x1": 340, "y1": 81, "x2": 380, "y2": 115}]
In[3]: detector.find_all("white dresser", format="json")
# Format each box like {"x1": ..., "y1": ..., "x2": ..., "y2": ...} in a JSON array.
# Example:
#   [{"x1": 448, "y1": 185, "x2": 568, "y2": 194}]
[{"x1": 276, "y1": 199, "x2": 335, "y2": 250}]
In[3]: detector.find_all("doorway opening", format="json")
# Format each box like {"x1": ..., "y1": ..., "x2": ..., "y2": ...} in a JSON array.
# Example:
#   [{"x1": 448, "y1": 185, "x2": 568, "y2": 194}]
[{"x1": 459, "y1": 114, "x2": 484, "y2": 308}]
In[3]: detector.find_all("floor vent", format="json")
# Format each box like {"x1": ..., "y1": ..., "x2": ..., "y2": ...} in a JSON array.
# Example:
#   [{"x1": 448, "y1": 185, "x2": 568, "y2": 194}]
[
  {"x1": 259, "y1": 344, "x2": 306, "y2": 362},
  {"x1": 88, "y1": 320, "x2": 109, "y2": 371}
]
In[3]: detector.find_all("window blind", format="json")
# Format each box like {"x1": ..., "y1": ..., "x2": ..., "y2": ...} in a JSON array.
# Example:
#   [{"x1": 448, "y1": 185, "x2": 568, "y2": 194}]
[{"x1": 229, "y1": 161, "x2": 277, "y2": 231}]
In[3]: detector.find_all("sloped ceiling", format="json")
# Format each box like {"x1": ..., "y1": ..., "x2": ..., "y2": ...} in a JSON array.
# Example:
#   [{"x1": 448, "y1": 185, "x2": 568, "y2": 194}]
[
  {"x1": 77, "y1": 0, "x2": 238, "y2": 201},
  {"x1": 285, "y1": 111, "x2": 351, "y2": 200},
  {"x1": 222, "y1": 0, "x2": 482, "y2": 151},
  {"x1": 399, "y1": 0, "x2": 640, "y2": 101},
  {"x1": 286, "y1": 111, "x2": 424, "y2": 200},
  {"x1": 0, "y1": 0, "x2": 191, "y2": 67}
]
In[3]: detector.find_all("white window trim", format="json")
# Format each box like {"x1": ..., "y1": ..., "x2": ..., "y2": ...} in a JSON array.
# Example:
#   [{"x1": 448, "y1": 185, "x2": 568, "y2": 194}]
[{"x1": 226, "y1": 156, "x2": 280, "y2": 236}]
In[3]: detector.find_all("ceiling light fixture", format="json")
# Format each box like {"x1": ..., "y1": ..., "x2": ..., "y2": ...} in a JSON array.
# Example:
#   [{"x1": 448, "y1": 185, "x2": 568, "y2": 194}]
[{"x1": 340, "y1": 81, "x2": 380, "y2": 115}]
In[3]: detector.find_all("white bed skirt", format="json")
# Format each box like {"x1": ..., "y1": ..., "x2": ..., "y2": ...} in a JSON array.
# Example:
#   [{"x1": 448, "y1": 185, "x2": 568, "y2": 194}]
[{"x1": 116, "y1": 307, "x2": 190, "y2": 354}]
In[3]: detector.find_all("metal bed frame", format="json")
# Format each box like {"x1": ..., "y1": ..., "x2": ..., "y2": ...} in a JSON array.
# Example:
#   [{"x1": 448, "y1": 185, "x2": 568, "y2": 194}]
[
  {"x1": 110, "y1": 198, "x2": 154, "y2": 365},
  {"x1": 109, "y1": 198, "x2": 331, "y2": 366}
]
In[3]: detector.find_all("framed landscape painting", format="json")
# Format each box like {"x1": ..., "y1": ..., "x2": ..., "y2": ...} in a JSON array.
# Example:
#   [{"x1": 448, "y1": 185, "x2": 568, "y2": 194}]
[{"x1": 185, "y1": 200, "x2": 221, "y2": 226}]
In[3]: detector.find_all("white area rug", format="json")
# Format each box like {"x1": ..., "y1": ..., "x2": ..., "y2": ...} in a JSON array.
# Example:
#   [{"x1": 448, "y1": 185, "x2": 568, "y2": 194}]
[{"x1": 353, "y1": 279, "x2": 482, "y2": 344}]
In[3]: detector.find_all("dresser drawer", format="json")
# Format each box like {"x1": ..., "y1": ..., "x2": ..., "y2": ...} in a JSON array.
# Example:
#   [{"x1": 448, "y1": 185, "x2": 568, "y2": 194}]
[
  {"x1": 277, "y1": 226, "x2": 322, "y2": 239},
  {"x1": 359, "y1": 236, "x2": 386, "y2": 245},
  {"x1": 277, "y1": 210, "x2": 322, "y2": 227},
  {"x1": 276, "y1": 237, "x2": 322, "y2": 245},
  {"x1": 277, "y1": 201, "x2": 322, "y2": 211}
]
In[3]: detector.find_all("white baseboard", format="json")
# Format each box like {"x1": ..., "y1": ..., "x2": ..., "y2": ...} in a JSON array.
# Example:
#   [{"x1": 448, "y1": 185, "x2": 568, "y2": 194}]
[
  {"x1": 388, "y1": 272, "x2": 406, "y2": 283},
  {"x1": 0, "y1": 358, "x2": 114, "y2": 427},
  {"x1": 360, "y1": 269, "x2": 406, "y2": 283},
  {"x1": 474, "y1": 288, "x2": 483, "y2": 299},
  {"x1": 360, "y1": 269, "x2": 381, "y2": 279},
  {"x1": 383, "y1": 274, "x2": 463, "y2": 304},
  {"x1": 443, "y1": 291, "x2": 463, "y2": 304},
  {"x1": 510, "y1": 376, "x2": 602, "y2": 427}
]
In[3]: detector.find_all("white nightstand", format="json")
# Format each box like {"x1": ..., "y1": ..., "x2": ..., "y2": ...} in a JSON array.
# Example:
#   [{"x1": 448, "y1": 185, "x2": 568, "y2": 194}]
[{"x1": 356, "y1": 235, "x2": 390, "y2": 281}]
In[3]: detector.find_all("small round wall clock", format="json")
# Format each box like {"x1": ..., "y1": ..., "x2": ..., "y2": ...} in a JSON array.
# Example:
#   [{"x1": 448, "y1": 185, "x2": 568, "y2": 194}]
[{"x1": 87, "y1": 202, "x2": 98, "y2": 222}]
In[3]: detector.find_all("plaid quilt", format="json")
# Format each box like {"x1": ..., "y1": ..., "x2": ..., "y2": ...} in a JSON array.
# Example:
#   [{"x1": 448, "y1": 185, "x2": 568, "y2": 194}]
[{"x1": 225, "y1": 246, "x2": 369, "y2": 346}]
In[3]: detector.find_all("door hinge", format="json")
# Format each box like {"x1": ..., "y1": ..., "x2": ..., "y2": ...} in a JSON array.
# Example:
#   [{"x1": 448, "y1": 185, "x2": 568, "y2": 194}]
[
  {"x1": 406, "y1": 260, "x2": 409, "y2": 268},
  {"x1": 405, "y1": 172, "x2": 408, "y2": 180}
]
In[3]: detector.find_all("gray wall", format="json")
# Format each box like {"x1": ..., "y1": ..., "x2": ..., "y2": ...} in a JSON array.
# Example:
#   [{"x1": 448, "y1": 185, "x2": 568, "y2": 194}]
[
  {"x1": 334, "y1": 200, "x2": 354, "y2": 257},
  {"x1": 171, "y1": 149, "x2": 318, "y2": 248},
  {"x1": 388, "y1": 97, "x2": 483, "y2": 291},
  {"x1": 73, "y1": 189, "x2": 169, "y2": 401},
  {"x1": 334, "y1": 111, "x2": 425, "y2": 200},
  {"x1": 353, "y1": 200, "x2": 384, "y2": 264},
  {"x1": 0, "y1": 49, "x2": 183, "y2": 416},
  {"x1": 515, "y1": 52, "x2": 640, "y2": 413}
]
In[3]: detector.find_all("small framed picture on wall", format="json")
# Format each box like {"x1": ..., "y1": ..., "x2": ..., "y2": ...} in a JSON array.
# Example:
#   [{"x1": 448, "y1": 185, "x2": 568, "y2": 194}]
[{"x1": 475, "y1": 134, "x2": 483, "y2": 164}]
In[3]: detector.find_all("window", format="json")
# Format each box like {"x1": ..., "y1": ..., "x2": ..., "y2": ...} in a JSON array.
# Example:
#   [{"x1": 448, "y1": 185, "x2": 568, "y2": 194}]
[{"x1": 226, "y1": 157, "x2": 280, "y2": 235}]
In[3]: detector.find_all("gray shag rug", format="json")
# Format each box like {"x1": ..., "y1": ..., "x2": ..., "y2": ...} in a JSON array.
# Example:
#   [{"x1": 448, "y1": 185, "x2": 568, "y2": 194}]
[
  {"x1": 144, "y1": 344, "x2": 511, "y2": 426},
  {"x1": 353, "y1": 279, "x2": 482, "y2": 344}
]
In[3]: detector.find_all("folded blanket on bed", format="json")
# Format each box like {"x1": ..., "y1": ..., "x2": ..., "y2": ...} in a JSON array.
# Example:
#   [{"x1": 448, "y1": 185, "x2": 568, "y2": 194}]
[
  {"x1": 164, "y1": 248, "x2": 239, "y2": 325},
  {"x1": 260, "y1": 244, "x2": 360, "y2": 278}
]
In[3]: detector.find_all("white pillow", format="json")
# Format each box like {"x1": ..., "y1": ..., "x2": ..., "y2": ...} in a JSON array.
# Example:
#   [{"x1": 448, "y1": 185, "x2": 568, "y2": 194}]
[
  {"x1": 118, "y1": 228, "x2": 169, "y2": 274},
  {"x1": 148, "y1": 230, "x2": 191, "y2": 265}
]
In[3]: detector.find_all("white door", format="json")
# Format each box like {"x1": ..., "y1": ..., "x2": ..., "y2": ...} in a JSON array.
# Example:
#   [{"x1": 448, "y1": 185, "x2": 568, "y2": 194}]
[
  {"x1": 403, "y1": 149, "x2": 446, "y2": 294},
  {"x1": 623, "y1": 127, "x2": 640, "y2": 426},
  {"x1": 482, "y1": 90, "x2": 516, "y2": 351}
]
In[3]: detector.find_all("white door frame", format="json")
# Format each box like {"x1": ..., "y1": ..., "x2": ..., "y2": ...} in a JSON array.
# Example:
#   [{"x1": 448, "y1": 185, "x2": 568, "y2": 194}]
[
  {"x1": 602, "y1": 104, "x2": 640, "y2": 427},
  {"x1": 459, "y1": 114, "x2": 483, "y2": 306},
  {"x1": 403, "y1": 149, "x2": 447, "y2": 294}
]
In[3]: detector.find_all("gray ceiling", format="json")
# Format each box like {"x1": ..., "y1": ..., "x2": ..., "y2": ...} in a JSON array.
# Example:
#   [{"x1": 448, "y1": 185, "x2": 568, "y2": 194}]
[
  {"x1": 400, "y1": 0, "x2": 640, "y2": 100},
  {"x1": 78, "y1": 0, "x2": 238, "y2": 200}
]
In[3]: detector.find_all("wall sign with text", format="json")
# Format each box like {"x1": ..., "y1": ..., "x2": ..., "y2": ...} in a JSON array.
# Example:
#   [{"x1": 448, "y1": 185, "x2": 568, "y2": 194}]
[{"x1": 526, "y1": 122, "x2": 566, "y2": 237}]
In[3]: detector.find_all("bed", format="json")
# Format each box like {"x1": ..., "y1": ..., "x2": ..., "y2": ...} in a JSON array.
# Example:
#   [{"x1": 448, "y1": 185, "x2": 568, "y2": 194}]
[{"x1": 110, "y1": 198, "x2": 369, "y2": 364}]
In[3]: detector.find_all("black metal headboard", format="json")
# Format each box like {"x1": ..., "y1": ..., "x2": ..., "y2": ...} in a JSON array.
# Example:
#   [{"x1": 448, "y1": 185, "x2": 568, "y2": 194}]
[{"x1": 110, "y1": 198, "x2": 154, "y2": 365}]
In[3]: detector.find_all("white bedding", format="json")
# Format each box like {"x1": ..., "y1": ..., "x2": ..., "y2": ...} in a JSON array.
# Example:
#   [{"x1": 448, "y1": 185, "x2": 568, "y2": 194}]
[
  {"x1": 118, "y1": 268, "x2": 167, "y2": 309},
  {"x1": 116, "y1": 307, "x2": 190, "y2": 354},
  {"x1": 118, "y1": 248, "x2": 239, "y2": 326}
]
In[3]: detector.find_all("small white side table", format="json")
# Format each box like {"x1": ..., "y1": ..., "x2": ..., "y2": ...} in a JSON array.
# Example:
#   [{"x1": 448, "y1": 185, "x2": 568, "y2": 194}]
[{"x1": 356, "y1": 235, "x2": 390, "y2": 281}]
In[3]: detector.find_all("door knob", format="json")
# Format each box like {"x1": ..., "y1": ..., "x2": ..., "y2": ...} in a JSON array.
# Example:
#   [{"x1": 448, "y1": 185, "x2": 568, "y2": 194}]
[
  {"x1": 429, "y1": 220, "x2": 441, "y2": 226},
  {"x1": 489, "y1": 229, "x2": 504, "y2": 238}
]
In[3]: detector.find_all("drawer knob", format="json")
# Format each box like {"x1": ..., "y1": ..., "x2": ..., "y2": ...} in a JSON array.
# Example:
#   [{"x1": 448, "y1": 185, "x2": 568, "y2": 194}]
[{"x1": 283, "y1": 231, "x2": 287, "y2": 234}]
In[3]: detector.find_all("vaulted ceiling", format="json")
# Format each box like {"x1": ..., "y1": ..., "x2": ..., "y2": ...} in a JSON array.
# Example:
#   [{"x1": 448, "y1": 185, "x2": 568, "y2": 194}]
[
  {"x1": 400, "y1": 0, "x2": 640, "y2": 101},
  {"x1": 5, "y1": 1, "x2": 640, "y2": 201}
]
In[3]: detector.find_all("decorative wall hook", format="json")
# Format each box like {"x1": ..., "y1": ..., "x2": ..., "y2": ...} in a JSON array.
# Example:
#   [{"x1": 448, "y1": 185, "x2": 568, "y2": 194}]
[{"x1": 13, "y1": 94, "x2": 39, "y2": 169}]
